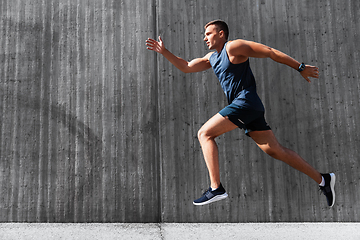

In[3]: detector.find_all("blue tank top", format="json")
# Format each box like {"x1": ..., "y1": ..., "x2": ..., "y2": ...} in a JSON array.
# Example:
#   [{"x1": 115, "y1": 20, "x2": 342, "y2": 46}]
[{"x1": 209, "y1": 42, "x2": 264, "y2": 111}]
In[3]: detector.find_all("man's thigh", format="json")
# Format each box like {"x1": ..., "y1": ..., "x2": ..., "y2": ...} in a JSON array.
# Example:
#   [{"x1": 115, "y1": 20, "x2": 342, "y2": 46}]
[
  {"x1": 248, "y1": 129, "x2": 281, "y2": 150},
  {"x1": 199, "y1": 113, "x2": 238, "y2": 138}
]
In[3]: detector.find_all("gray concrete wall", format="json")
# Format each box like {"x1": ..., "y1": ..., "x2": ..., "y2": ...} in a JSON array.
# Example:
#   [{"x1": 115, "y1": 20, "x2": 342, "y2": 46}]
[
  {"x1": 0, "y1": 0, "x2": 160, "y2": 222},
  {"x1": 0, "y1": 0, "x2": 359, "y2": 222}
]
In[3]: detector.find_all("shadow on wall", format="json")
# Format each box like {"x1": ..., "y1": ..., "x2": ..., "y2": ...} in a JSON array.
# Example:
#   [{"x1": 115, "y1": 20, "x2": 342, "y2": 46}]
[{"x1": 0, "y1": 12, "x2": 107, "y2": 221}]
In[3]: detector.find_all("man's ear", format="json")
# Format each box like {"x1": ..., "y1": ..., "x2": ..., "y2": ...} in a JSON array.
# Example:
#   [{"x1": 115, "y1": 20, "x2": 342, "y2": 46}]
[{"x1": 219, "y1": 30, "x2": 225, "y2": 39}]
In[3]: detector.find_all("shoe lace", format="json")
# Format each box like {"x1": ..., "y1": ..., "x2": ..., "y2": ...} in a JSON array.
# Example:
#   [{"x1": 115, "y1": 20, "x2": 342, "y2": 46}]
[{"x1": 202, "y1": 188, "x2": 212, "y2": 196}]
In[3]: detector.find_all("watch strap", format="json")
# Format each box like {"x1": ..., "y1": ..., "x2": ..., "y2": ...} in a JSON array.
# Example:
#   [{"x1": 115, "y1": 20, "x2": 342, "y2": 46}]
[{"x1": 298, "y1": 63, "x2": 305, "y2": 72}]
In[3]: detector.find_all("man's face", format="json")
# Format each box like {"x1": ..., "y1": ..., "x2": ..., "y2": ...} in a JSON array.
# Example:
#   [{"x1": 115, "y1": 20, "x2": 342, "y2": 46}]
[{"x1": 204, "y1": 25, "x2": 222, "y2": 50}]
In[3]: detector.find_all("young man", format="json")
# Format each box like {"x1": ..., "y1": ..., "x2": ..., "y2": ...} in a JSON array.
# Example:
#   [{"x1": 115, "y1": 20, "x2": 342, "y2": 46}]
[{"x1": 146, "y1": 20, "x2": 336, "y2": 207}]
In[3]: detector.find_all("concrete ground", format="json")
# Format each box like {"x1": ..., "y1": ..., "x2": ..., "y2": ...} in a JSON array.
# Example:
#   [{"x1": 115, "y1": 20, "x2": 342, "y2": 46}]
[{"x1": 0, "y1": 223, "x2": 359, "y2": 240}]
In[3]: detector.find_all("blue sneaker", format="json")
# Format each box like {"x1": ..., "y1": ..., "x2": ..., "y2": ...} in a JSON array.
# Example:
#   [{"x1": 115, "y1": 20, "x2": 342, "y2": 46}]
[
  {"x1": 319, "y1": 173, "x2": 336, "y2": 207},
  {"x1": 193, "y1": 183, "x2": 228, "y2": 206}
]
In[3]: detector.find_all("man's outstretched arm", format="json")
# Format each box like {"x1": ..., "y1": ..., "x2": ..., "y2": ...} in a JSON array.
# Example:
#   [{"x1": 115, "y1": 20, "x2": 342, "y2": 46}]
[
  {"x1": 227, "y1": 39, "x2": 319, "y2": 82},
  {"x1": 146, "y1": 36, "x2": 212, "y2": 73}
]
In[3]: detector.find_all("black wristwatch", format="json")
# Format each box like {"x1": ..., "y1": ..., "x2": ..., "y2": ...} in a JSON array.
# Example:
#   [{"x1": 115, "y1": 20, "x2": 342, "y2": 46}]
[{"x1": 298, "y1": 63, "x2": 306, "y2": 72}]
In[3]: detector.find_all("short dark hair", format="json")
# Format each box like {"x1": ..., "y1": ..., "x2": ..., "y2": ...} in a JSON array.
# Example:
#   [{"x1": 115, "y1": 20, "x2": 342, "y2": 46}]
[{"x1": 204, "y1": 20, "x2": 229, "y2": 40}]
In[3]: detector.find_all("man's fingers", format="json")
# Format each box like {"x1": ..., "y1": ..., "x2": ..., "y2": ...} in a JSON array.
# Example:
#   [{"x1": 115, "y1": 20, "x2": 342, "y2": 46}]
[
  {"x1": 146, "y1": 37, "x2": 162, "y2": 44},
  {"x1": 146, "y1": 37, "x2": 161, "y2": 43},
  {"x1": 311, "y1": 66, "x2": 319, "y2": 78},
  {"x1": 146, "y1": 38, "x2": 160, "y2": 46},
  {"x1": 146, "y1": 38, "x2": 158, "y2": 48},
  {"x1": 313, "y1": 71, "x2": 320, "y2": 78},
  {"x1": 146, "y1": 38, "x2": 157, "y2": 44}
]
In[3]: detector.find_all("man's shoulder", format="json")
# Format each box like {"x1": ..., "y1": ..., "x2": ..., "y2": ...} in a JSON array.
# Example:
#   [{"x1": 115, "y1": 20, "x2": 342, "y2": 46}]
[
  {"x1": 203, "y1": 51, "x2": 215, "y2": 61},
  {"x1": 204, "y1": 51, "x2": 215, "y2": 60},
  {"x1": 225, "y1": 39, "x2": 252, "y2": 63},
  {"x1": 226, "y1": 39, "x2": 249, "y2": 51}
]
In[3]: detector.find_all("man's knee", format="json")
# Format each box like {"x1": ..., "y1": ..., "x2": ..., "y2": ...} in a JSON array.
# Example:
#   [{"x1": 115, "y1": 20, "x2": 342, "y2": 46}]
[
  {"x1": 197, "y1": 128, "x2": 206, "y2": 141},
  {"x1": 197, "y1": 128, "x2": 212, "y2": 142}
]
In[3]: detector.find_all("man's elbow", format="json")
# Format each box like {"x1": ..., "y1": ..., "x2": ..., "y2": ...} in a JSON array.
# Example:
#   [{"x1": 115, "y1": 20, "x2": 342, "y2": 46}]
[{"x1": 179, "y1": 65, "x2": 192, "y2": 73}]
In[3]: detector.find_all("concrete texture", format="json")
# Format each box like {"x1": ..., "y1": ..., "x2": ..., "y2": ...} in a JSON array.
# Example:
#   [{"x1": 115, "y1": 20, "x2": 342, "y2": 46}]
[
  {"x1": 0, "y1": 223, "x2": 359, "y2": 240},
  {"x1": 1, "y1": 0, "x2": 360, "y2": 223}
]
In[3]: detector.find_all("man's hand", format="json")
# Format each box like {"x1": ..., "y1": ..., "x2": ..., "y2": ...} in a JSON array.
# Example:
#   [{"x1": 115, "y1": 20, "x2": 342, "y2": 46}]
[
  {"x1": 146, "y1": 36, "x2": 165, "y2": 54},
  {"x1": 301, "y1": 65, "x2": 319, "y2": 83}
]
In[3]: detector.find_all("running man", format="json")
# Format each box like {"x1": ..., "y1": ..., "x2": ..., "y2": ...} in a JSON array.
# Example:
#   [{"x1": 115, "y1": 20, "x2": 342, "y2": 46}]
[{"x1": 146, "y1": 20, "x2": 336, "y2": 207}]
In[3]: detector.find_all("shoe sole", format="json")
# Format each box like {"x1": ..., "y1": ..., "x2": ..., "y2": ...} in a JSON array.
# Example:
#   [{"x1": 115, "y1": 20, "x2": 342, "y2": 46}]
[
  {"x1": 329, "y1": 173, "x2": 336, "y2": 207},
  {"x1": 193, "y1": 193, "x2": 228, "y2": 206}
]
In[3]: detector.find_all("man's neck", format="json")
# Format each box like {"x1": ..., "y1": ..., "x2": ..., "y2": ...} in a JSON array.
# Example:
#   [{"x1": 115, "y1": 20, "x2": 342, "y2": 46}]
[{"x1": 215, "y1": 41, "x2": 227, "y2": 53}]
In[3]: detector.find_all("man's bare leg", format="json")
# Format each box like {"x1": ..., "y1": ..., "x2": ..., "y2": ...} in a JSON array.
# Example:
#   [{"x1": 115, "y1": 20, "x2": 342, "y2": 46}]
[
  {"x1": 248, "y1": 130, "x2": 322, "y2": 184},
  {"x1": 197, "y1": 113, "x2": 238, "y2": 189}
]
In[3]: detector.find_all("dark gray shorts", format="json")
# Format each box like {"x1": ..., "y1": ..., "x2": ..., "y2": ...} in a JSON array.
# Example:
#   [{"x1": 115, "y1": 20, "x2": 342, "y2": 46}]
[{"x1": 219, "y1": 103, "x2": 271, "y2": 136}]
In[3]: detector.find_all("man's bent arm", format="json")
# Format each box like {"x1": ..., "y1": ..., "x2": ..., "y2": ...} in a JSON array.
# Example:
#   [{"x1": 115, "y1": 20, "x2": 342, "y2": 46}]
[
  {"x1": 161, "y1": 49, "x2": 212, "y2": 73},
  {"x1": 228, "y1": 40, "x2": 300, "y2": 69},
  {"x1": 228, "y1": 39, "x2": 319, "y2": 82},
  {"x1": 146, "y1": 37, "x2": 212, "y2": 73}
]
